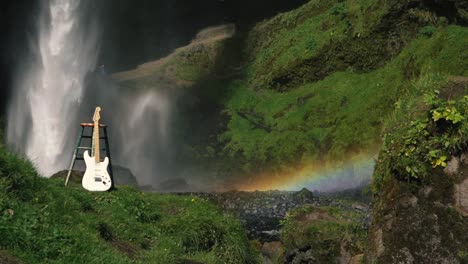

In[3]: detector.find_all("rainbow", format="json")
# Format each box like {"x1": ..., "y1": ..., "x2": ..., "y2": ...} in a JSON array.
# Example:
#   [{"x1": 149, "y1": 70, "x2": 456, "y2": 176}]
[{"x1": 233, "y1": 151, "x2": 378, "y2": 192}]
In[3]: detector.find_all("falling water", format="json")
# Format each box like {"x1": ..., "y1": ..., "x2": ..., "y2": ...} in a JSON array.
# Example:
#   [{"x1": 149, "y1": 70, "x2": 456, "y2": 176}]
[
  {"x1": 102, "y1": 87, "x2": 173, "y2": 187},
  {"x1": 7, "y1": 0, "x2": 99, "y2": 176}
]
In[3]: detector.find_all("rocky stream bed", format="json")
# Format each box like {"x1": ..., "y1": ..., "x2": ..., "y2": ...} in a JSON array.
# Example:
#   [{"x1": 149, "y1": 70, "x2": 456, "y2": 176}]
[{"x1": 179, "y1": 188, "x2": 372, "y2": 243}]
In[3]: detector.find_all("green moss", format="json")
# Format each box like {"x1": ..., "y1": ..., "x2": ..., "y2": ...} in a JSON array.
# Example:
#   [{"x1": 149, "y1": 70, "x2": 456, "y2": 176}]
[
  {"x1": 245, "y1": 0, "x2": 347, "y2": 90},
  {"x1": 115, "y1": 35, "x2": 232, "y2": 91},
  {"x1": 280, "y1": 205, "x2": 367, "y2": 263},
  {"x1": 220, "y1": 25, "x2": 468, "y2": 173},
  {"x1": 244, "y1": 0, "x2": 429, "y2": 91},
  {"x1": 172, "y1": 42, "x2": 222, "y2": 82},
  {"x1": 419, "y1": 25, "x2": 436, "y2": 37}
]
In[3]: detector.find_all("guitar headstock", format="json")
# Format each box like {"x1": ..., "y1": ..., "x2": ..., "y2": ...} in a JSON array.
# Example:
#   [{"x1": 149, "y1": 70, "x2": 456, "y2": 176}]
[{"x1": 93, "y1": 106, "x2": 101, "y2": 122}]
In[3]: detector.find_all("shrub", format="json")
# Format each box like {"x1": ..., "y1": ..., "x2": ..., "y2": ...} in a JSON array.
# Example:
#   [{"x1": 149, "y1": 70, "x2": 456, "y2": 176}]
[{"x1": 373, "y1": 92, "x2": 467, "y2": 191}]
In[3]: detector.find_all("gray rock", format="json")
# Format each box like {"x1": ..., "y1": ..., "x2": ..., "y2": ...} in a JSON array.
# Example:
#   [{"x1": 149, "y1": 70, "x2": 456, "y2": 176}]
[
  {"x1": 444, "y1": 156, "x2": 460, "y2": 175},
  {"x1": 112, "y1": 165, "x2": 138, "y2": 186},
  {"x1": 454, "y1": 178, "x2": 468, "y2": 216},
  {"x1": 154, "y1": 178, "x2": 192, "y2": 192}
]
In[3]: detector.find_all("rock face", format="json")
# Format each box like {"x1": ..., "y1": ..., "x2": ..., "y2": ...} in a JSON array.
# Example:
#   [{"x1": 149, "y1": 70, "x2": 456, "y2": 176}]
[
  {"x1": 452, "y1": 155, "x2": 468, "y2": 216},
  {"x1": 261, "y1": 241, "x2": 284, "y2": 264},
  {"x1": 154, "y1": 178, "x2": 194, "y2": 192},
  {"x1": 454, "y1": 178, "x2": 468, "y2": 216},
  {"x1": 50, "y1": 170, "x2": 84, "y2": 184},
  {"x1": 292, "y1": 188, "x2": 315, "y2": 202},
  {"x1": 366, "y1": 154, "x2": 468, "y2": 263},
  {"x1": 0, "y1": 250, "x2": 23, "y2": 264},
  {"x1": 112, "y1": 165, "x2": 138, "y2": 186}
]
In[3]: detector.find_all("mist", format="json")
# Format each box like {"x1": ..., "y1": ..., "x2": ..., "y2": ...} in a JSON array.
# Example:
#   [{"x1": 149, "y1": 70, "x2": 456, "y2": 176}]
[{"x1": 80, "y1": 76, "x2": 178, "y2": 187}]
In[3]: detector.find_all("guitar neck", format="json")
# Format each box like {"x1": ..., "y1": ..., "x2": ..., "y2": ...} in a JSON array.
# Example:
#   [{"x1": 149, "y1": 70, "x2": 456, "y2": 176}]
[{"x1": 93, "y1": 121, "x2": 100, "y2": 163}]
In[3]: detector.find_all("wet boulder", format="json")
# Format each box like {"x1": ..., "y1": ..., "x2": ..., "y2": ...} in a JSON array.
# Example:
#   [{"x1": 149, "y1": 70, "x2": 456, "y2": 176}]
[
  {"x1": 292, "y1": 188, "x2": 315, "y2": 203},
  {"x1": 366, "y1": 153, "x2": 468, "y2": 263}
]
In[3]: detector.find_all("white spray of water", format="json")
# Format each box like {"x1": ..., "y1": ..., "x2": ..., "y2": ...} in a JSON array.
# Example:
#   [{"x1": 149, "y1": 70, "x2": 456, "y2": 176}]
[
  {"x1": 108, "y1": 89, "x2": 172, "y2": 186},
  {"x1": 7, "y1": 0, "x2": 98, "y2": 176}
]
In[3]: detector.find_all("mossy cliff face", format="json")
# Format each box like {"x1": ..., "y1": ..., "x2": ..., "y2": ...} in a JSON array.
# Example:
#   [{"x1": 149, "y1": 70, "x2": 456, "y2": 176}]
[
  {"x1": 220, "y1": 1, "x2": 468, "y2": 176},
  {"x1": 367, "y1": 158, "x2": 468, "y2": 263},
  {"x1": 112, "y1": 24, "x2": 236, "y2": 90},
  {"x1": 366, "y1": 81, "x2": 468, "y2": 263}
]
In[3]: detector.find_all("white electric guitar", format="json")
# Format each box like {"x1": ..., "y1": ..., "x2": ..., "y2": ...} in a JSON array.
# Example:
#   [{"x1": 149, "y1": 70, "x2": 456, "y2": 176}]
[{"x1": 82, "y1": 107, "x2": 112, "y2": 191}]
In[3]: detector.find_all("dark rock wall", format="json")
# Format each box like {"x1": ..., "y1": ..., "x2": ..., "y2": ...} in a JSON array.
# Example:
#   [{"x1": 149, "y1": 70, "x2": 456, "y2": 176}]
[{"x1": 366, "y1": 154, "x2": 468, "y2": 263}]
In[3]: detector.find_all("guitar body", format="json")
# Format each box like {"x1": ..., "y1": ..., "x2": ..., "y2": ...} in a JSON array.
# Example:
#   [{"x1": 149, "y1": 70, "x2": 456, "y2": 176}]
[
  {"x1": 82, "y1": 106, "x2": 112, "y2": 192},
  {"x1": 82, "y1": 150, "x2": 112, "y2": 191}
]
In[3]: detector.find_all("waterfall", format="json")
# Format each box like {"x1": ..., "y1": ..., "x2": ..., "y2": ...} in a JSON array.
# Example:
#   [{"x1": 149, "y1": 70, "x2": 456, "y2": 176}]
[
  {"x1": 110, "y1": 89, "x2": 173, "y2": 187},
  {"x1": 7, "y1": 0, "x2": 99, "y2": 176}
]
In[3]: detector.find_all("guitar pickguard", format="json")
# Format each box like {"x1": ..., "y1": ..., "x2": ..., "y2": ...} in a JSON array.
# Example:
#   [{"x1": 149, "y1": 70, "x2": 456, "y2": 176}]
[{"x1": 82, "y1": 152, "x2": 112, "y2": 191}]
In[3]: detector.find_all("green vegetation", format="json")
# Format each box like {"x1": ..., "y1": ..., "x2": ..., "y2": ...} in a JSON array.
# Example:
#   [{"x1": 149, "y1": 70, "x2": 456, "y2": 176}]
[
  {"x1": 180, "y1": 0, "x2": 465, "y2": 178},
  {"x1": 0, "y1": 145, "x2": 259, "y2": 263},
  {"x1": 367, "y1": 76, "x2": 467, "y2": 262},
  {"x1": 172, "y1": 42, "x2": 223, "y2": 82},
  {"x1": 112, "y1": 0, "x2": 468, "y2": 183},
  {"x1": 374, "y1": 89, "x2": 467, "y2": 191},
  {"x1": 244, "y1": 0, "x2": 421, "y2": 91},
  {"x1": 280, "y1": 205, "x2": 367, "y2": 263},
  {"x1": 115, "y1": 25, "x2": 236, "y2": 91},
  {"x1": 419, "y1": 25, "x2": 436, "y2": 37},
  {"x1": 220, "y1": 24, "x2": 468, "y2": 174}
]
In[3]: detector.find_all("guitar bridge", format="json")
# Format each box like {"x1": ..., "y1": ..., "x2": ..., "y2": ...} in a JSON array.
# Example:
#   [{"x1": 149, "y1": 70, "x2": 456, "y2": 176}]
[{"x1": 94, "y1": 177, "x2": 102, "y2": 182}]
